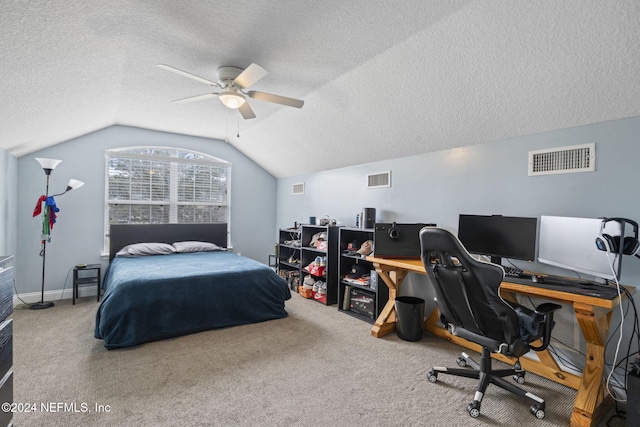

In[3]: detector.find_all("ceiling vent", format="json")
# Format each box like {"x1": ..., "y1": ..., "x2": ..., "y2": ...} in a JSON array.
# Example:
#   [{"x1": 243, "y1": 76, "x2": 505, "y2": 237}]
[
  {"x1": 292, "y1": 182, "x2": 305, "y2": 195},
  {"x1": 528, "y1": 143, "x2": 595, "y2": 176},
  {"x1": 367, "y1": 171, "x2": 391, "y2": 189}
]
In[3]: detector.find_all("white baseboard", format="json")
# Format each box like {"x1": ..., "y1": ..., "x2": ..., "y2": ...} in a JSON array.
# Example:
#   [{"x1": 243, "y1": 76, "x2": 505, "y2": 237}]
[{"x1": 14, "y1": 287, "x2": 98, "y2": 307}]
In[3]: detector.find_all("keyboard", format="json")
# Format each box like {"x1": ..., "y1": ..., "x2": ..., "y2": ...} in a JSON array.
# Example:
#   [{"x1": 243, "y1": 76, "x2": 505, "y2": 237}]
[
  {"x1": 507, "y1": 275, "x2": 621, "y2": 300},
  {"x1": 502, "y1": 266, "x2": 523, "y2": 278}
]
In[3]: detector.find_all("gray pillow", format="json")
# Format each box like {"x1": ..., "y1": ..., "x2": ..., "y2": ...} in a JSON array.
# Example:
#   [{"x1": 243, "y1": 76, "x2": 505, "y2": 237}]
[
  {"x1": 115, "y1": 242, "x2": 177, "y2": 257},
  {"x1": 172, "y1": 241, "x2": 222, "y2": 253}
]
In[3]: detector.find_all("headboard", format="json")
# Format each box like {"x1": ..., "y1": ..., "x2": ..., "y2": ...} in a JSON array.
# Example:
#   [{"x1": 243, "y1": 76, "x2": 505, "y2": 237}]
[{"x1": 109, "y1": 223, "x2": 228, "y2": 261}]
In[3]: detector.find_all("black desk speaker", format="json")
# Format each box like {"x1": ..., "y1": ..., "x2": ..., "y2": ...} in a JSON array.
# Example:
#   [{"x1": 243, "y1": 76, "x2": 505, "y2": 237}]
[{"x1": 374, "y1": 223, "x2": 436, "y2": 258}]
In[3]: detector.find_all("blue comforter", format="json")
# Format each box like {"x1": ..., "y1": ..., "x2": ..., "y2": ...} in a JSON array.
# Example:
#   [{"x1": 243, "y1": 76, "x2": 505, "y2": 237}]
[{"x1": 95, "y1": 251, "x2": 291, "y2": 349}]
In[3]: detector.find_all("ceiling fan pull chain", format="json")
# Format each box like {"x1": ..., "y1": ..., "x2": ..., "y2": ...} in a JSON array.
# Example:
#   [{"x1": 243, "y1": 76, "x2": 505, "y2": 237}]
[
  {"x1": 237, "y1": 111, "x2": 240, "y2": 138},
  {"x1": 225, "y1": 107, "x2": 229, "y2": 142}
]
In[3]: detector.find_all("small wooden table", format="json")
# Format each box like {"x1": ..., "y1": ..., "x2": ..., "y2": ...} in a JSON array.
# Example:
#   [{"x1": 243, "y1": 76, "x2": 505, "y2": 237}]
[{"x1": 366, "y1": 255, "x2": 634, "y2": 427}]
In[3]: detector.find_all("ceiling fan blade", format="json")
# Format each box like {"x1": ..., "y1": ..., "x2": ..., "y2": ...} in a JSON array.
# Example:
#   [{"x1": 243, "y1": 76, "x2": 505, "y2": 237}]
[
  {"x1": 157, "y1": 64, "x2": 220, "y2": 87},
  {"x1": 238, "y1": 102, "x2": 256, "y2": 120},
  {"x1": 173, "y1": 93, "x2": 219, "y2": 104},
  {"x1": 248, "y1": 91, "x2": 304, "y2": 108},
  {"x1": 233, "y1": 63, "x2": 268, "y2": 89}
]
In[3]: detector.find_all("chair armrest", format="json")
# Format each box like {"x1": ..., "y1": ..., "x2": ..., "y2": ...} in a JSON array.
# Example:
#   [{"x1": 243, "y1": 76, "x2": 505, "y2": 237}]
[
  {"x1": 534, "y1": 302, "x2": 562, "y2": 315},
  {"x1": 529, "y1": 303, "x2": 562, "y2": 352}
]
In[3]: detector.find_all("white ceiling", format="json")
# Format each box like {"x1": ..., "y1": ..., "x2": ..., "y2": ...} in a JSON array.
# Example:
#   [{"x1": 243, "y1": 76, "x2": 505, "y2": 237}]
[{"x1": 2, "y1": 0, "x2": 639, "y2": 178}]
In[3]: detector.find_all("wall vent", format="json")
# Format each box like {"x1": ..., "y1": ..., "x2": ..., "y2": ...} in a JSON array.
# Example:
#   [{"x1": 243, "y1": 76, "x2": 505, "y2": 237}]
[
  {"x1": 292, "y1": 182, "x2": 305, "y2": 195},
  {"x1": 367, "y1": 171, "x2": 391, "y2": 189},
  {"x1": 529, "y1": 143, "x2": 595, "y2": 176}
]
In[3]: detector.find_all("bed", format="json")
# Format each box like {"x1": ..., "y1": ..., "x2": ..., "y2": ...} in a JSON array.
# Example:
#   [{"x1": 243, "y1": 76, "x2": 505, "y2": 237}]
[{"x1": 94, "y1": 223, "x2": 291, "y2": 349}]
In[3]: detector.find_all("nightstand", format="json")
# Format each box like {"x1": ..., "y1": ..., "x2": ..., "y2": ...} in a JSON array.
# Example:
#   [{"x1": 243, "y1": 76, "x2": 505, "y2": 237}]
[{"x1": 73, "y1": 264, "x2": 101, "y2": 305}]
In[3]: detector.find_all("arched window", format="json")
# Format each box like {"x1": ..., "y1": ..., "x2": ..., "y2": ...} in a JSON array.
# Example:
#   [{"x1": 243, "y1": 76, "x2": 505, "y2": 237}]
[{"x1": 104, "y1": 146, "x2": 231, "y2": 250}]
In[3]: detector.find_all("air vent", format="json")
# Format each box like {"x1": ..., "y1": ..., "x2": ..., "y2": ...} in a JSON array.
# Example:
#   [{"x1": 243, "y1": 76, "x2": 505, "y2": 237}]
[
  {"x1": 529, "y1": 143, "x2": 595, "y2": 176},
  {"x1": 292, "y1": 182, "x2": 305, "y2": 195},
  {"x1": 367, "y1": 171, "x2": 391, "y2": 189}
]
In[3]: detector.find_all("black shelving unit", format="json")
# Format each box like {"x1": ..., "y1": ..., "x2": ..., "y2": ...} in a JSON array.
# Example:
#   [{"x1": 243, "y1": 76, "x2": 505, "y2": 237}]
[
  {"x1": 299, "y1": 225, "x2": 339, "y2": 305},
  {"x1": 277, "y1": 228, "x2": 302, "y2": 293},
  {"x1": 337, "y1": 227, "x2": 389, "y2": 323}
]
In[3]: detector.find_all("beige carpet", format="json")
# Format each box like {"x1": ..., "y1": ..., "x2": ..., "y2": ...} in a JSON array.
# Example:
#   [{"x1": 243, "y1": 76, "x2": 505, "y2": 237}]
[{"x1": 11, "y1": 295, "x2": 624, "y2": 426}]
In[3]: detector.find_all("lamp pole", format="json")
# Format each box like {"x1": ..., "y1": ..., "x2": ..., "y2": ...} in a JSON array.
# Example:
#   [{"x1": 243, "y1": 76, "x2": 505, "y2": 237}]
[
  {"x1": 30, "y1": 158, "x2": 84, "y2": 310},
  {"x1": 31, "y1": 167, "x2": 55, "y2": 309}
]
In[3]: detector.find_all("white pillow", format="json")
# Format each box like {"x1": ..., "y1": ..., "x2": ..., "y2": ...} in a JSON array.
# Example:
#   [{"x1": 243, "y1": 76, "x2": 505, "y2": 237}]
[
  {"x1": 115, "y1": 242, "x2": 177, "y2": 257},
  {"x1": 172, "y1": 241, "x2": 222, "y2": 253}
]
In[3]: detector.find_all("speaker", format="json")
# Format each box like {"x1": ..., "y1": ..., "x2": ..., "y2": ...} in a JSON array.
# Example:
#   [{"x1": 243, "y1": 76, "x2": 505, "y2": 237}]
[
  {"x1": 595, "y1": 217, "x2": 640, "y2": 255},
  {"x1": 374, "y1": 223, "x2": 436, "y2": 258},
  {"x1": 361, "y1": 208, "x2": 376, "y2": 229}
]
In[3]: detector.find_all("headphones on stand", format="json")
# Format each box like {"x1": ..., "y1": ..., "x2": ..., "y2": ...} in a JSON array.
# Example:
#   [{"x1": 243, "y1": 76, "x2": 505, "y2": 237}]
[{"x1": 595, "y1": 217, "x2": 640, "y2": 255}]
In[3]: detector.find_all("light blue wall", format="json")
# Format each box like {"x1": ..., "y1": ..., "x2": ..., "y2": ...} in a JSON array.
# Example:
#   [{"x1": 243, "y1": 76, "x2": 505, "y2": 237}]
[
  {"x1": 277, "y1": 116, "x2": 640, "y2": 376},
  {"x1": 0, "y1": 148, "x2": 18, "y2": 256},
  {"x1": 277, "y1": 116, "x2": 640, "y2": 284},
  {"x1": 16, "y1": 125, "x2": 277, "y2": 296}
]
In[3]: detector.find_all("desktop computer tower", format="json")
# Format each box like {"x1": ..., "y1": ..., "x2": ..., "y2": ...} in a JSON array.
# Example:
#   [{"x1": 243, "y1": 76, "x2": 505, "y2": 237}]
[{"x1": 628, "y1": 373, "x2": 639, "y2": 426}]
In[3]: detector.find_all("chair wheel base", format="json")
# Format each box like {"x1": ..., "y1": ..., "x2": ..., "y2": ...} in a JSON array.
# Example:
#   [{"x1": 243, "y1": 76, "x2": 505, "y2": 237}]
[
  {"x1": 467, "y1": 402, "x2": 481, "y2": 418},
  {"x1": 530, "y1": 405, "x2": 545, "y2": 419}
]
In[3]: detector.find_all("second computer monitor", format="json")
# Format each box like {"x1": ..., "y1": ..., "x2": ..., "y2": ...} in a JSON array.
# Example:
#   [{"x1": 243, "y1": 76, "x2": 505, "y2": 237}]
[{"x1": 458, "y1": 214, "x2": 538, "y2": 264}]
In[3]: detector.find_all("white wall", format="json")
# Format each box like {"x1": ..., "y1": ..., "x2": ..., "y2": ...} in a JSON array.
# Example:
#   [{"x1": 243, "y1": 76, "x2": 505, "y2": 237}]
[{"x1": 15, "y1": 125, "x2": 278, "y2": 297}]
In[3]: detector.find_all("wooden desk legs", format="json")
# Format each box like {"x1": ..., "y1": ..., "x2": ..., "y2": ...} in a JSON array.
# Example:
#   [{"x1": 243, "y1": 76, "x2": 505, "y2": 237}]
[
  {"x1": 370, "y1": 266, "x2": 407, "y2": 338},
  {"x1": 570, "y1": 303, "x2": 614, "y2": 427},
  {"x1": 365, "y1": 258, "x2": 629, "y2": 426}
]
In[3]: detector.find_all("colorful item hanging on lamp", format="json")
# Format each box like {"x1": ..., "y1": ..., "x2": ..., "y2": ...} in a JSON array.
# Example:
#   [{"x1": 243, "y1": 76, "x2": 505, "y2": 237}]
[{"x1": 33, "y1": 195, "x2": 60, "y2": 239}]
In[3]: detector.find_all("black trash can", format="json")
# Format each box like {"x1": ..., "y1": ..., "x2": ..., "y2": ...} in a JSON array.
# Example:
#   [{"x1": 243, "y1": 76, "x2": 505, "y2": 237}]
[{"x1": 395, "y1": 296, "x2": 425, "y2": 341}]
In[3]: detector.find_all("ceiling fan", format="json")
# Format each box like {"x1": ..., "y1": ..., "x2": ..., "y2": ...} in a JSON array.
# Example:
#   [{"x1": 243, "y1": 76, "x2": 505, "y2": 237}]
[{"x1": 157, "y1": 63, "x2": 304, "y2": 119}]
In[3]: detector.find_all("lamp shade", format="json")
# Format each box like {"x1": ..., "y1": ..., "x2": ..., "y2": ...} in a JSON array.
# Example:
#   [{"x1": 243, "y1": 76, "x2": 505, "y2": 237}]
[
  {"x1": 219, "y1": 92, "x2": 246, "y2": 109},
  {"x1": 35, "y1": 158, "x2": 62, "y2": 172},
  {"x1": 67, "y1": 179, "x2": 85, "y2": 191}
]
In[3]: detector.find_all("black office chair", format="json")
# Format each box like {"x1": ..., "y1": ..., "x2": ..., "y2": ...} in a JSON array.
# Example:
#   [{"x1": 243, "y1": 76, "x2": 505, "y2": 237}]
[{"x1": 419, "y1": 227, "x2": 561, "y2": 419}]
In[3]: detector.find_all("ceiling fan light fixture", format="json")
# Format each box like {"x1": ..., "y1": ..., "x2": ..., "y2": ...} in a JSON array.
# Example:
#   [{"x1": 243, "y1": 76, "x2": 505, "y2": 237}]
[{"x1": 219, "y1": 92, "x2": 246, "y2": 109}]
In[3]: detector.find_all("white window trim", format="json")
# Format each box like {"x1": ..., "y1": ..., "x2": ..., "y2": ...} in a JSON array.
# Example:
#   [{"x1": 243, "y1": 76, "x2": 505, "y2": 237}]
[{"x1": 103, "y1": 146, "x2": 231, "y2": 255}]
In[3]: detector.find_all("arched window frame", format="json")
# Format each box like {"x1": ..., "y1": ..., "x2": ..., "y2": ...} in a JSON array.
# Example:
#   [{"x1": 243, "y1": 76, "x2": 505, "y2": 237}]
[{"x1": 103, "y1": 146, "x2": 231, "y2": 253}]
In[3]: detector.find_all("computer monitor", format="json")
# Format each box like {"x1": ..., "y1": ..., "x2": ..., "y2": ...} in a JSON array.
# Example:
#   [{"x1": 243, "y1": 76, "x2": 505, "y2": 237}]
[
  {"x1": 457, "y1": 214, "x2": 537, "y2": 265},
  {"x1": 538, "y1": 216, "x2": 619, "y2": 281}
]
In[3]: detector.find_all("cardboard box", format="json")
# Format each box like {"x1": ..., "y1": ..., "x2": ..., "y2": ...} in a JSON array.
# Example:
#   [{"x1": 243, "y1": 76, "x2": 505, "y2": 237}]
[{"x1": 298, "y1": 286, "x2": 313, "y2": 299}]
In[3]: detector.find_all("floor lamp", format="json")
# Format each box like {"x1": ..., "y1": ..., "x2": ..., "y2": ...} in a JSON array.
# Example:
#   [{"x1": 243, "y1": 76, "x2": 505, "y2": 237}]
[{"x1": 30, "y1": 158, "x2": 84, "y2": 310}]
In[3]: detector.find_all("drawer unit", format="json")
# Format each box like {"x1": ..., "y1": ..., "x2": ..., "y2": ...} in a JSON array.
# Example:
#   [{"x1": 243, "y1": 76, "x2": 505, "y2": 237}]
[
  {"x1": 0, "y1": 261, "x2": 12, "y2": 323},
  {"x1": 0, "y1": 256, "x2": 13, "y2": 427},
  {"x1": 0, "y1": 320, "x2": 12, "y2": 381}
]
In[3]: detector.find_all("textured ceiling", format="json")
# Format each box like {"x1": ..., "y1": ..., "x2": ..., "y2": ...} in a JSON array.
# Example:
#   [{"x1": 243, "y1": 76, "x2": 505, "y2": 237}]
[{"x1": 2, "y1": 0, "x2": 639, "y2": 178}]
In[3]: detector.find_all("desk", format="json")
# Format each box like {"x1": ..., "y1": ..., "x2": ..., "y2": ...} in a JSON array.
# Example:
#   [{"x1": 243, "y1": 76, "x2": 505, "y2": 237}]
[{"x1": 366, "y1": 255, "x2": 635, "y2": 427}]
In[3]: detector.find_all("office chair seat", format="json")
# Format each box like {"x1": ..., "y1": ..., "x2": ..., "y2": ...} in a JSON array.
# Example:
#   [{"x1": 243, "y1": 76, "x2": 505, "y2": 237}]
[{"x1": 419, "y1": 227, "x2": 561, "y2": 419}]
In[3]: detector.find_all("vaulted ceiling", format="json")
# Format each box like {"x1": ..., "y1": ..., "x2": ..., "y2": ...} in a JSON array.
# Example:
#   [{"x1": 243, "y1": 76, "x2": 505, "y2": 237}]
[{"x1": 2, "y1": 0, "x2": 639, "y2": 178}]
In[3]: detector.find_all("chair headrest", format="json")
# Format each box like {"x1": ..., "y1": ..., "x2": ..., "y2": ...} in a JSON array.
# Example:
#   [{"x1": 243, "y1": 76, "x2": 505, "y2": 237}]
[{"x1": 420, "y1": 227, "x2": 504, "y2": 275}]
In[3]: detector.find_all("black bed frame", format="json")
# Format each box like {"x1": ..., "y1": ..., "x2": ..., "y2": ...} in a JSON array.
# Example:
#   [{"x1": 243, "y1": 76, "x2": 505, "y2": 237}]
[{"x1": 109, "y1": 223, "x2": 228, "y2": 261}]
